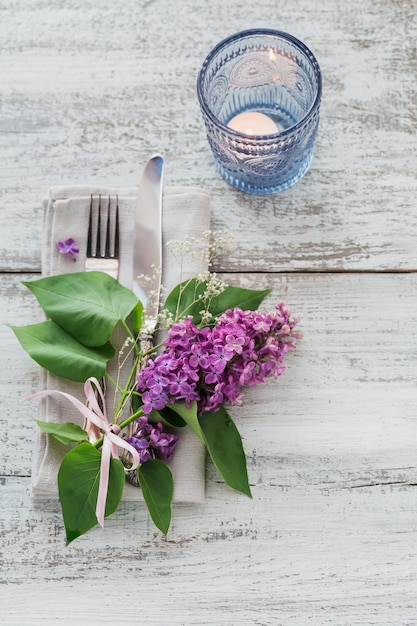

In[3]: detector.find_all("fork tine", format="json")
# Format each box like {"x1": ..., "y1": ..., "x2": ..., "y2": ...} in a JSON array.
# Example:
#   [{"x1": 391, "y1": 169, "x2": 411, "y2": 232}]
[
  {"x1": 113, "y1": 195, "x2": 119, "y2": 259},
  {"x1": 104, "y1": 195, "x2": 119, "y2": 259},
  {"x1": 97, "y1": 194, "x2": 102, "y2": 257},
  {"x1": 105, "y1": 195, "x2": 111, "y2": 258},
  {"x1": 102, "y1": 195, "x2": 119, "y2": 259},
  {"x1": 85, "y1": 194, "x2": 119, "y2": 279},
  {"x1": 87, "y1": 195, "x2": 93, "y2": 258}
]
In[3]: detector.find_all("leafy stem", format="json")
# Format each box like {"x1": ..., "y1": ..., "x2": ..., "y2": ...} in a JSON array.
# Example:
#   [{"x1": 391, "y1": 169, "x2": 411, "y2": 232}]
[
  {"x1": 112, "y1": 359, "x2": 139, "y2": 419},
  {"x1": 175, "y1": 277, "x2": 197, "y2": 320},
  {"x1": 120, "y1": 319, "x2": 140, "y2": 357}
]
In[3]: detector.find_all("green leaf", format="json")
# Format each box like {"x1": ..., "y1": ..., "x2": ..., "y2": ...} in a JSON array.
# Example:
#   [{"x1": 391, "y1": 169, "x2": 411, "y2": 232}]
[
  {"x1": 130, "y1": 391, "x2": 142, "y2": 415},
  {"x1": 164, "y1": 278, "x2": 207, "y2": 322},
  {"x1": 137, "y1": 459, "x2": 173, "y2": 534},
  {"x1": 158, "y1": 406, "x2": 186, "y2": 428},
  {"x1": 164, "y1": 278, "x2": 271, "y2": 326},
  {"x1": 199, "y1": 406, "x2": 252, "y2": 497},
  {"x1": 11, "y1": 321, "x2": 114, "y2": 382},
  {"x1": 35, "y1": 419, "x2": 89, "y2": 445},
  {"x1": 132, "y1": 301, "x2": 144, "y2": 335},
  {"x1": 171, "y1": 402, "x2": 251, "y2": 497},
  {"x1": 58, "y1": 442, "x2": 125, "y2": 545},
  {"x1": 209, "y1": 285, "x2": 271, "y2": 318},
  {"x1": 22, "y1": 272, "x2": 139, "y2": 347}
]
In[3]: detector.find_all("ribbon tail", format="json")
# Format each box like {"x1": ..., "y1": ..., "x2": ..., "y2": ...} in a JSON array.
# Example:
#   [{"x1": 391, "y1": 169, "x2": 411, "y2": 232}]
[
  {"x1": 27, "y1": 387, "x2": 107, "y2": 433},
  {"x1": 95, "y1": 433, "x2": 140, "y2": 528},
  {"x1": 96, "y1": 436, "x2": 112, "y2": 528},
  {"x1": 108, "y1": 431, "x2": 141, "y2": 472}
]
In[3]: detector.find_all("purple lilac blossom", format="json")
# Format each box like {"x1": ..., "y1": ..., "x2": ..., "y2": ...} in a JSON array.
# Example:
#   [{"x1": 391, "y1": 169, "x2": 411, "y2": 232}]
[
  {"x1": 56, "y1": 238, "x2": 80, "y2": 258},
  {"x1": 136, "y1": 303, "x2": 301, "y2": 416},
  {"x1": 125, "y1": 416, "x2": 179, "y2": 463}
]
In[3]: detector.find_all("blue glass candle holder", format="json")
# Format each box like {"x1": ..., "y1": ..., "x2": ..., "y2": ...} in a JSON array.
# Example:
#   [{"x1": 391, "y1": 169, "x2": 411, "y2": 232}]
[{"x1": 197, "y1": 29, "x2": 322, "y2": 195}]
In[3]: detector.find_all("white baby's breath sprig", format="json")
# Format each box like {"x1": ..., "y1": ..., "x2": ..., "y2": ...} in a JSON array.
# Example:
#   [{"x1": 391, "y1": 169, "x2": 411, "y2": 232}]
[
  {"x1": 167, "y1": 230, "x2": 236, "y2": 273},
  {"x1": 199, "y1": 309, "x2": 214, "y2": 324},
  {"x1": 158, "y1": 308, "x2": 174, "y2": 329},
  {"x1": 202, "y1": 230, "x2": 236, "y2": 268},
  {"x1": 119, "y1": 336, "x2": 134, "y2": 359},
  {"x1": 166, "y1": 237, "x2": 203, "y2": 264},
  {"x1": 136, "y1": 266, "x2": 165, "y2": 313},
  {"x1": 203, "y1": 272, "x2": 227, "y2": 298},
  {"x1": 161, "y1": 232, "x2": 235, "y2": 328}
]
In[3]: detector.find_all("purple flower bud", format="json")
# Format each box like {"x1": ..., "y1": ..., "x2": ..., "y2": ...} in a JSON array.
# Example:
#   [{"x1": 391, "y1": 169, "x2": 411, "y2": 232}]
[{"x1": 126, "y1": 416, "x2": 179, "y2": 463}]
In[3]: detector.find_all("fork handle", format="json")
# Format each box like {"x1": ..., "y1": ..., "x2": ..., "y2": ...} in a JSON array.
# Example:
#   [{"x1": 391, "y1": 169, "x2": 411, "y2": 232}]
[{"x1": 84, "y1": 262, "x2": 119, "y2": 280}]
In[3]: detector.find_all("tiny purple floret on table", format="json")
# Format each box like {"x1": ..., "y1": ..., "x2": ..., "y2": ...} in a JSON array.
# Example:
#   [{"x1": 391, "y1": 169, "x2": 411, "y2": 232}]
[{"x1": 56, "y1": 238, "x2": 79, "y2": 258}]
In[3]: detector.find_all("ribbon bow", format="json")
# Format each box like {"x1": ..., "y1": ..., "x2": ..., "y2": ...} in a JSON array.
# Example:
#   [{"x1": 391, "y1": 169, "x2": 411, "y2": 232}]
[{"x1": 28, "y1": 377, "x2": 140, "y2": 528}]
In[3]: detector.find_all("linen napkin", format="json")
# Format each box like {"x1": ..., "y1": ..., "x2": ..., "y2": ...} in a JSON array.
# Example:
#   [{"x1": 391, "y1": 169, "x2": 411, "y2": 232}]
[{"x1": 32, "y1": 184, "x2": 211, "y2": 504}]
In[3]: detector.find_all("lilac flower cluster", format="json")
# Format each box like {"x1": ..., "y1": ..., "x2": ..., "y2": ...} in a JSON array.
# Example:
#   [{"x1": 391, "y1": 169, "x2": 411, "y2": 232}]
[
  {"x1": 125, "y1": 416, "x2": 179, "y2": 463},
  {"x1": 136, "y1": 303, "x2": 301, "y2": 416}
]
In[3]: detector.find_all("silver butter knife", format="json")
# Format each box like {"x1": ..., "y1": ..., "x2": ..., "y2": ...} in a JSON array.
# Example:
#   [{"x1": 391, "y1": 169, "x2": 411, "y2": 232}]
[{"x1": 133, "y1": 155, "x2": 164, "y2": 346}]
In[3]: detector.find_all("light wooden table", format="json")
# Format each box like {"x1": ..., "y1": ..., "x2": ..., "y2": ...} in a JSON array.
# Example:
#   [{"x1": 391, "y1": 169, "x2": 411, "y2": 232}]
[{"x1": 1, "y1": 1, "x2": 417, "y2": 624}]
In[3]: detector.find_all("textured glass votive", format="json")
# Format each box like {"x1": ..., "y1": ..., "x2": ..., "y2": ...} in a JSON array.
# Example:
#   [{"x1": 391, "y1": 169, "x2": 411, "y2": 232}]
[{"x1": 197, "y1": 29, "x2": 322, "y2": 194}]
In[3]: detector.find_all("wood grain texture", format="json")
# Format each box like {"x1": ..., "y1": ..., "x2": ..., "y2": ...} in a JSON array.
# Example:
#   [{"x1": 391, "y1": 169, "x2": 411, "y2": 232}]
[
  {"x1": 2, "y1": 0, "x2": 417, "y2": 623},
  {"x1": 2, "y1": 477, "x2": 417, "y2": 625},
  {"x1": 1, "y1": 0, "x2": 416, "y2": 272},
  {"x1": 2, "y1": 273, "x2": 417, "y2": 623}
]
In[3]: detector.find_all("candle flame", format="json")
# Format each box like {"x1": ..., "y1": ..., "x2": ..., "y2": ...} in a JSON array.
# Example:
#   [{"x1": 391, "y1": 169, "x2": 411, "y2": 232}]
[{"x1": 269, "y1": 48, "x2": 276, "y2": 61}]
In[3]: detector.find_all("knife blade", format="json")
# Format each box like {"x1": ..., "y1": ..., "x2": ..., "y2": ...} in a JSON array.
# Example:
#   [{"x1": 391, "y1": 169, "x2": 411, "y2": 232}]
[{"x1": 133, "y1": 155, "x2": 164, "y2": 342}]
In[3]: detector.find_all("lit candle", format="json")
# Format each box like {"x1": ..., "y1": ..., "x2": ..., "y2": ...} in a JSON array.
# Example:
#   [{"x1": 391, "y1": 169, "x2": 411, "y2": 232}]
[{"x1": 227, "y1": 111, "x2": 278, "y2": 135}]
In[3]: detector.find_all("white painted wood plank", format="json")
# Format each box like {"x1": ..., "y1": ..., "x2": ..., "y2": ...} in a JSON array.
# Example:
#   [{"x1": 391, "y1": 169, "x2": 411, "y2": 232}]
[
  {"x1": 1, "y1": 0, "x2": 416, "y2": 272},
  {"x1": 1, "y1": 478, "x2": 417, "y2": 624},
  {"x1": 1, "y1": 272, "x2": 417, "y2": 623}
]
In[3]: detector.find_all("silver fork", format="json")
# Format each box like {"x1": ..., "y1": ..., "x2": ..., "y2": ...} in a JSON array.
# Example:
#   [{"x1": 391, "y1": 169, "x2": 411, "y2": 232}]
[
  {"x1": 85, "y1": 194, "x2": 120, "y2": 279},
  {"x1": 83, "y1": 194, "x2": 120, "y2": 442}
]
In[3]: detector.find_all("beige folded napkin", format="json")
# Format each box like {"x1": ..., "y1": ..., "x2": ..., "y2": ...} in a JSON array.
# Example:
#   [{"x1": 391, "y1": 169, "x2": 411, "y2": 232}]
[{"x1": 32, "y1": 184, "x2": 211, "y2": 504}]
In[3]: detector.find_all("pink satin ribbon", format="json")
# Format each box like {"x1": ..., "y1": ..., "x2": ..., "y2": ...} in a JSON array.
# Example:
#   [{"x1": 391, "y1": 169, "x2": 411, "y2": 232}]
[{"x1": 28, "y1": 377, "x2": 140, "y2": 528}]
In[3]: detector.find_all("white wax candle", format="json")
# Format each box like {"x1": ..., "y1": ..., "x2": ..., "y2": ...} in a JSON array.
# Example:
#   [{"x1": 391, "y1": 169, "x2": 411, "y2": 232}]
[{"x1": 227, "y1": 111, "x2": 278, "y2": 136}]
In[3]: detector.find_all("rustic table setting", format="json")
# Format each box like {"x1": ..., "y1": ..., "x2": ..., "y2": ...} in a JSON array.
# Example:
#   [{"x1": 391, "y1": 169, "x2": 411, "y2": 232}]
[{"x1": 1, "y1": 0, "x2": 417, "y2": 624}]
